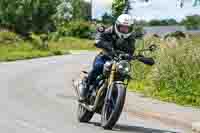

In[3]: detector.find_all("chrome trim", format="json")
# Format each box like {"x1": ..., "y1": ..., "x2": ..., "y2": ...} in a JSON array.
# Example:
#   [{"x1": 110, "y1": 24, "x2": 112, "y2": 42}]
[{"x1": 80, "y1": 82, "x2": 107, "y2": 112}]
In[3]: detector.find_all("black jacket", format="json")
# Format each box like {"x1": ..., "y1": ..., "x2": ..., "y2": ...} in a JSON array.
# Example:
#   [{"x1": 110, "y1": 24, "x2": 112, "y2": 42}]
[{"x1": 95, "y1": 26, "x2": 136, "y2": 56}]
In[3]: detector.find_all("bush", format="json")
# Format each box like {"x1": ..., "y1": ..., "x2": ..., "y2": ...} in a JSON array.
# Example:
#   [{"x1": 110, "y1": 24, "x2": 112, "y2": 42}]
[
  {"x1": 152, "y1": 41, "x2": 200, "y2": 106},
  {"x1": 51, "y1": 50, "x2": 63, "y2": 55},
  {"x1": 48, "y1": 32, "x2": 61, "y2": 41},
  {"x1": 129, "y1": 37, "x2": 200, "y2": 106},
  {"x1": 0, "y1": 31, "x2": 21, "y2": 44},
  {"x1": 48, "y1": 37, "x2": 95, "y2": 50},
  {"x1": 29, "y1": 33, "x2": 49, "y2": 50},
  {"x1": 57, "y1": 21, "x2": 94, "y2": 39},
  {"x1": 133, "y1": 26, "x2": 145, "y2": 39},
  {"x1": 164, "y1": 31, "x2": 186, "y2": 40},
  {"x1": 148, "y1": 19, "x2": 178, "y2": 26},
  {"x1": 182, "y1": 15, "x2": 200, "y2": 30},
  {"x1": 0, "y1": 0, "x2": 60, "y2": 35}
]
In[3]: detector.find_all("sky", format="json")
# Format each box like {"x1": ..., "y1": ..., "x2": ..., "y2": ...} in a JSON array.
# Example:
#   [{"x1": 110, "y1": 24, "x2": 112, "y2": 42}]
[
  {"x1": 85, "y1": 0, "x2": 200, "y2": 21},
  {"x1": 84, "y1": 0, "x2": 113, "y2": 18}
]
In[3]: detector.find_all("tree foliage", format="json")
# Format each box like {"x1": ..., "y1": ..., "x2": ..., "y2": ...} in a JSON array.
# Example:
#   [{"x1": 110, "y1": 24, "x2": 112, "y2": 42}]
[
  {"x1": 112, "y1": 0, "x2": 126, "y2": 18},
  {"x1": 102, "y1": 13, "x2": 114, "y2": 24},
  {"x1": 71, "y1": 0, "x2": 91, "y2": 21},
  {"x1": 148, "y1": 19, "x2": 178, "y2": 26},
  {"x1": 55, "y1": 0, "x2": 73, "y2": 22},
  {"x1": 181, "y1": 15, "x2": 200, "y2": 30},
  {"x1": 0, "y1": 0, "x2": 91, "y2": 36},
  {"x1": 0, "y1": 0, "x2": 61, "y2": 35}
]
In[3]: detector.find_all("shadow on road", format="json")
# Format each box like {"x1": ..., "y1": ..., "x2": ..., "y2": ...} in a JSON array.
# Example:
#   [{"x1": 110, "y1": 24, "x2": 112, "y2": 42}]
[
  {"x1": 89, "y1": 122, "x2": 179, "y2": 133},
  {"x1": 56, "y1": 94, "x2": 78, "y2": 101},
  {"x1": 114, "y1": 124, "x2": 179, "y2": 133}
]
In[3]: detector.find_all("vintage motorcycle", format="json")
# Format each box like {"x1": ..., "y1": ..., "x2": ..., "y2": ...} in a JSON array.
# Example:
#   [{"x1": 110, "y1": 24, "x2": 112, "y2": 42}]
[{"x1": 73, "y1": 44, "x2": 157, "y2": 130}]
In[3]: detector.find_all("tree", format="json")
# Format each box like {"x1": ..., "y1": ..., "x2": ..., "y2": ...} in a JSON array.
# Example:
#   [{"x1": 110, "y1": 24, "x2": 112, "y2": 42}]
[
  {"x1": 148, "y1": 19, "x2": 163, "y2": 26},
  {"x1": 0, "y1": 0, "x2": 61, "y2": 35},
  {"x1": 193, "y1": 0, "x2": 200, "y2": 7},
  {"x1": 148, "y1": 19, "x2": 178, "y2": 26},
  {"x1": 102, "y1": 13, "x2": 114, "y2": 24},
  {"x1": 56, "y1": 0, "x2": 73, "y2": 21},
  {"x1": 82, "y1": 1, "x2": 92, "y2": 21},
  {"x1": 167, "y1": 19, "x2": 178, "y2": 25},
  {"x1": 181, "y1": 15, "x2": 200, "y2": 30},
  {"x1": 71, "y1": 0, "x2": 82, "y2": 20},
  {"x1": 112, "y1": 0, "x2": 126, "y2": 18},
  {"x1": 71, "y1": 0, "x2": 91, "y2": 20}
]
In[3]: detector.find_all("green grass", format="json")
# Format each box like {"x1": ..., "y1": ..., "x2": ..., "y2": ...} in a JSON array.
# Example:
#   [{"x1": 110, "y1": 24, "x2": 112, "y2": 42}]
[
  {"x1": 0, "y1": 42, "x2": 54, "y2": 61},
  {"x1": 0, "y1": 35, "x2": 95, "y2": 62},
  {"x1": 129, "y1": 35, "x2": 200, "y2": 107},
  {"x1": 48, "y1": 37, "x2": 95, "y2": 50}
]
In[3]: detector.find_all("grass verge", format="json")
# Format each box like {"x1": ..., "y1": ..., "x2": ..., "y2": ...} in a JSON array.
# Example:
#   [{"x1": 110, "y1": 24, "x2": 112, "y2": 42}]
[{"x1": 0, "y1": 36, "x2": 95, "y2": 62}]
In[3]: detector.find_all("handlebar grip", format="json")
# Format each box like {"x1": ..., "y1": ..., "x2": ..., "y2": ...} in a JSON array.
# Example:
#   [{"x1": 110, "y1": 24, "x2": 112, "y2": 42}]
[{"x1": 138, "y1": 57, "x2": 155, "y2": 66}]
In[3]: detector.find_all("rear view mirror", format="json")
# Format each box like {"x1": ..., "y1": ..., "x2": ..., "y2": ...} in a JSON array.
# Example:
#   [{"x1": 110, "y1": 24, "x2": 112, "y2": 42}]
[{"x1": 97, "y1": 26, "x2": 105, "y2": 33}]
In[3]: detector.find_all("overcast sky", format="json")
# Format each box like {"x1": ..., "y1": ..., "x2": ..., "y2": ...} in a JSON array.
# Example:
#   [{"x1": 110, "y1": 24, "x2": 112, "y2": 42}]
[{"x1": 85, "y1": 0, "x2": 200, "y2": 21}]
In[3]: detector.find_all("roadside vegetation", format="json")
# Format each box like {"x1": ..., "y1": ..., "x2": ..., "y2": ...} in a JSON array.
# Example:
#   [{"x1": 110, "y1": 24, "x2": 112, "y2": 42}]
[
  {"x1": 0, "y1": 30, "x2": 94, "y2": 62},
  {"x1": 129, "y1": 34, "x2": 200, "y2": 107},
  {"x1": 0, "y1": 0, "x2": 95, "y2": 62}
]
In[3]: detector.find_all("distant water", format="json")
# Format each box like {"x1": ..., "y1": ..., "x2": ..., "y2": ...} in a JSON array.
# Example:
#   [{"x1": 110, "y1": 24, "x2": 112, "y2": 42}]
[{"x1": 144, "y1": 26, "x2": 200, "y2": 36}]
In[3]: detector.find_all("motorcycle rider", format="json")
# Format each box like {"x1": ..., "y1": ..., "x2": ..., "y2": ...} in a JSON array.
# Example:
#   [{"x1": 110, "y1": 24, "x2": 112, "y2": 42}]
[{"x1": 79, "y1": 14, "x2": 142, "y2": 102}]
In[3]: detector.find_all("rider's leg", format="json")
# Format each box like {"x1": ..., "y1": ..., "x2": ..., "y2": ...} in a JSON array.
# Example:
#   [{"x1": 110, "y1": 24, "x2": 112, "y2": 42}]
[
  {"x1": 79, "y1": 54, "x2": 106, "y2": 102},
  {"x1": 87, "y1": 55, "x2": 105, "y2": 86}
]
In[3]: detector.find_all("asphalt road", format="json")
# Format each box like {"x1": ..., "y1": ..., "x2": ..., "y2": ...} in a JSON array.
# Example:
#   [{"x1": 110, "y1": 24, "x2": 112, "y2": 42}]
[{"x1": 0, "y1": 52, "x2": 183, "y2": 133}]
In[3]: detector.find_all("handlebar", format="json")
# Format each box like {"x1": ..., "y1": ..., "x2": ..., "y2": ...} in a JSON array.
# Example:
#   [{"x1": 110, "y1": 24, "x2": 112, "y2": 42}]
[
  {"x1": 111, "y1": 52, "x2": 155, "y2": 66},
  {"x1": 137, "y1": 56, "x2": 155, "y2": 66}
]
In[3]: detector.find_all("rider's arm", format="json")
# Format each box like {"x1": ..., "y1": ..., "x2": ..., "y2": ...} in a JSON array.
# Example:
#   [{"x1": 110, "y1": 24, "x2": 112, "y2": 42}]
[
  {"x1": 95, "y1": 31, "x2": 114, "y2": 52},
  {"x1": 127, "y1": 37, "x2": 136, "y2": 55}
]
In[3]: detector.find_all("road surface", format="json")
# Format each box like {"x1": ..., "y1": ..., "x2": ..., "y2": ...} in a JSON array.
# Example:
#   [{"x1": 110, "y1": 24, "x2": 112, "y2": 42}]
[{"x1": 0, "y1": 52, "x2": 184, "y2": 133}]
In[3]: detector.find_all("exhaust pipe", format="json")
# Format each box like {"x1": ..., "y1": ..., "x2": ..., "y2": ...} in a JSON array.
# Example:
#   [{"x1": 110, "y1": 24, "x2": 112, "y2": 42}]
[
  {"x1": 72, "y1": 79, "x2": 80, "y2": 98},
  {"x1": 80, "y1": 83, "x2": 107, "y2": 112}
]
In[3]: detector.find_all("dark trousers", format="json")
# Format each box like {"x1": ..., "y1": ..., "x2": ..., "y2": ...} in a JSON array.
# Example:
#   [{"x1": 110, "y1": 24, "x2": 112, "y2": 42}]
[{"x1": 87, "y1": 54, "x2": 110, "y2": 86}]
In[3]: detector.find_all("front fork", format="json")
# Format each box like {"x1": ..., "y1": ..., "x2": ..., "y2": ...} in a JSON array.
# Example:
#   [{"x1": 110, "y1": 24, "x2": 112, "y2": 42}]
[
  {"x1": 108, "y1": 63, "x2": 116, "y2": 88},
  {"x1": 106, "y1": 63, "x2": 116, "y2": 105}
]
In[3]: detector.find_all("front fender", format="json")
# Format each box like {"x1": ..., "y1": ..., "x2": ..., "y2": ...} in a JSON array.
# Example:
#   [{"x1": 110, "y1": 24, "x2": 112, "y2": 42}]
[
  {"x1": 110, "y1": 81, "x2": 126, "y2": 92},
  {"x1": 106, "y1": 81, "x2": 126, "y2": 101}
]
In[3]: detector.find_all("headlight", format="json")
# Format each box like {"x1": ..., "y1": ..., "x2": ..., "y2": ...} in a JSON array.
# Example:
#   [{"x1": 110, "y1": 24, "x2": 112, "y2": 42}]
[
  {"x1": 116, "y1": 61, "x2": 131, "y2": 75},
  {"x1": 103, "y1": 61, "x2": 112, "y2": 75}
]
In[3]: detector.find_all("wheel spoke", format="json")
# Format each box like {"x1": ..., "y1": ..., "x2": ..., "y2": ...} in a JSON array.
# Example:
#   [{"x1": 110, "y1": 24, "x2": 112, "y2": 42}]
[
  {"x1": 105, "y1": 101, "x2": 112, "y2": 120},
  {"x1": 111, "y1": 96, "x2": 116, "y2": 109},
  {"x1": 104, "y1": 94, "x2": 117, "y2": 120}
]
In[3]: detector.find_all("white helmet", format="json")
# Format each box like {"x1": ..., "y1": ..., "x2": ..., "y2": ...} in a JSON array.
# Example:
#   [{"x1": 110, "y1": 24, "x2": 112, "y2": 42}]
[{"x1": 115, "y1": 14, "x2": 134, "y2": 39}]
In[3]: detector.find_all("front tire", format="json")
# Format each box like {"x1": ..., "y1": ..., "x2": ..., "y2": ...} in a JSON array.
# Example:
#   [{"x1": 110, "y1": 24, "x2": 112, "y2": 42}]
[
  {"x1": 101, "y1": 83, "x2": 126, "y2": 129},
  {"x1": 77, "y1": 103, "x2": 94, "y2": 123}
]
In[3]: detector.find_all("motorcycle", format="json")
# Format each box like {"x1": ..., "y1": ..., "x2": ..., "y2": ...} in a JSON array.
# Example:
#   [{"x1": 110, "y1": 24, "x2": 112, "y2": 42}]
[{"x1": 73, "y1": 44, "x2": 157, "y2": 130}]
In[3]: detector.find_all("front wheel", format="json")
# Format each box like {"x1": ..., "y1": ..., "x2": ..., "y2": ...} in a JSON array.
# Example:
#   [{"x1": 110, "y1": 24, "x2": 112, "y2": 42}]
[{"x1": 101, "y1": 83, "x2": 126, "y2": 129}]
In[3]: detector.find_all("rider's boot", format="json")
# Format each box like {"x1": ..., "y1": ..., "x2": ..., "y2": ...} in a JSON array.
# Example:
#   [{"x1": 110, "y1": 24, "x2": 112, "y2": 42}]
[{"x1": 79, "y1": 68, "x2": 97, "y2": 102}]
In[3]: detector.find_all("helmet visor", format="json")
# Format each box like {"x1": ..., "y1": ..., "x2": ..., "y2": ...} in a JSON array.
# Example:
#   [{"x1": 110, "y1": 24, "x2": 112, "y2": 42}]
[{"x1": 117, "y1": 25, "x2": 133, "y2": 34}]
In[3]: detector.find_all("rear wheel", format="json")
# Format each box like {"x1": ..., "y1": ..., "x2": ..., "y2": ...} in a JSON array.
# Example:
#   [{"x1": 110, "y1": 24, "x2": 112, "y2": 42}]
[
  {"x1": 77, "y1": 103, "x2": 94, "y2": 123},
  {"x1": 101, "y1": 83, "x2": 126, "y2": 129}
]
